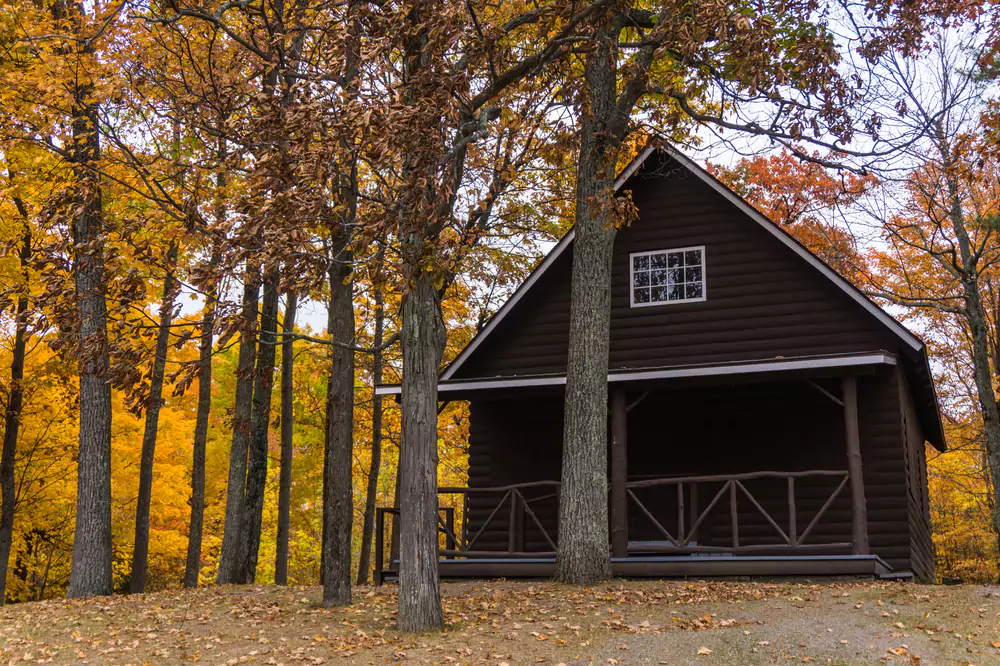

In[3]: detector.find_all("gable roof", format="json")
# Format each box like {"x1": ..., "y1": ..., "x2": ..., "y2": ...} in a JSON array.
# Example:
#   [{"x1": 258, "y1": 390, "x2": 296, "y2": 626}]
[
  {"x1": 428, "y1": 140, "x2": 944, "y2": 451},
  {"x1": 442, "y1": 141, "x2": 922, "y2": 382}
]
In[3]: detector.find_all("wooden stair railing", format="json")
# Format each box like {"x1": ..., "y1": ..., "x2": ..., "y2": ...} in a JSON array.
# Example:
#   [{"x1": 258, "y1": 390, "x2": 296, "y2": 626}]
[{"x1": 374, "y1": 481, "x2": 560, "y2": 585}]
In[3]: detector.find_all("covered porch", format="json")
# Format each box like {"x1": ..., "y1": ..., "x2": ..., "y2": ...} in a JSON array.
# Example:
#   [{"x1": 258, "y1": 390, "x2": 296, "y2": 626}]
[{"x1": 374, "y1": 352, "x2": 904, "y2": 583}]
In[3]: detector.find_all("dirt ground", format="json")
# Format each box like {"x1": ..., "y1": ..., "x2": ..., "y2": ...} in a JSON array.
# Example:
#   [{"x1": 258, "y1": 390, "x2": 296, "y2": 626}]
[{"x1": 0, "y1": 580, "x2": 998, "y2": 665}]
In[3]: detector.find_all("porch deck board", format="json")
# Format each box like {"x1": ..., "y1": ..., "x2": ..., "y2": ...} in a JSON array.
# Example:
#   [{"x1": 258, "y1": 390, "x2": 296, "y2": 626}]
[{"x1": 381, "y1": 555, "x2": 892, "y2": 582}]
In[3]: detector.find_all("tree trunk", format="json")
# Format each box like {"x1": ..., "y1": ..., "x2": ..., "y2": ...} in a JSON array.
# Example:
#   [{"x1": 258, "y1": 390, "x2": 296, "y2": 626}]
[
  {"x1": 322, "y1": 246, "x2": 355, "y2": 606},
  {"x1": 0, "y1": 225, "x2": 30, "y2": 605},
  {"x1": 216, "y1": 267, "x2": 259, "y2": 585},
  {"x1": 397, "y1": 275, "x2": 445, "y2": 631},
  {"x1": 183, "y1": 254, "x2": 218, "y2": 589},
  {"x1": 240, "y1": 270, "x2": 280, "y2": 583},
  {"x1": 129, "y1": 243, "x2": 179, "y2": 594},
  {"x1": 356, "y1": 282, "x2": 385, "y2": 585},
  {"x1": 556, "y1": 20, "x2": 618, "y2": 585},
  {"x1": 275, "y1": 290, "x2": 297, "y2": 586},
  {"x1": 67, "y1": 69, "x2": 113, "y2": 599},
  {"x1": 943, "y1": 161, "x2": 1000, "y2": 580},
  {"x1": 963, "y1": 280, "x2": 1000, "y2": 572}
]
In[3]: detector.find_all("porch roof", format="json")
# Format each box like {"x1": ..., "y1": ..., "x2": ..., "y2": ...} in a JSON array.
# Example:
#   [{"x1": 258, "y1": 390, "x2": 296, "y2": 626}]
[{"x1": 375, "y1": 350, "x2": 897, "y2": 397}]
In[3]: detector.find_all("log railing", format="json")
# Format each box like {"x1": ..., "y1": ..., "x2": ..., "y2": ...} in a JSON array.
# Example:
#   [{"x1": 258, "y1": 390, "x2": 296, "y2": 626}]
[
  {"x1": 374, "y1": 481, "x2": 559, "y2": 585},
  {"x1": 373, "y1": 471, "x2": 860, "y2": 584},
  {"x1": 625, "y1": 470, "x2": 853, "y2": 554}
]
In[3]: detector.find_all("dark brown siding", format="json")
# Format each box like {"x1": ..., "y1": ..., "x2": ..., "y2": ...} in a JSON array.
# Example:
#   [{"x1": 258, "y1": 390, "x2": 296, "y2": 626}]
[
  {"x1": 466, "y1": 396, "x2": 563, "y2": 553},
  {"x1": 466, "y1": 367, "x2": 917, "y2": 572},
  {"x1": 858, "y1": 368, "x2": 912, "y2": 573},
  {"x1": 898, "y1": 369, "x2": 935, "y2": 582},
  {"x1": 454, "y1": 159, "x2": 900, "y2": 380}
]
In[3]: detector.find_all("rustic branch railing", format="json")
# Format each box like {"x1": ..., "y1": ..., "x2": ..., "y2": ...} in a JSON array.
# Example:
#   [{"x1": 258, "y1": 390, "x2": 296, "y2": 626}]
[
  {"x1": 625, "y1": 470, "x2": 852, "y2": 554},
  {"x1": 374, "y1": 471, "x2": 860, "y2": 584},
  {"x1": 374, "y1": 481, "x2": 559, "y2": 585}
]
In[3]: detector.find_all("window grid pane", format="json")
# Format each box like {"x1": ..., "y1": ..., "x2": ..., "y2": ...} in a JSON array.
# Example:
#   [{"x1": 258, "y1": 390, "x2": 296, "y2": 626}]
[{"x1": 631, "y1": 248, "x2": 704, "y2": 306}]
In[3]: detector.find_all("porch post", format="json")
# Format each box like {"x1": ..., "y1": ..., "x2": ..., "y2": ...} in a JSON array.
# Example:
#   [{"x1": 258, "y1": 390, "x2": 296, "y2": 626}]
[
  {"x1": 842, "y1": 376, "x2": 870, "y2": 555},
  {"x1": 610, "y1": 389, "x2": 628, "y2": 558}
]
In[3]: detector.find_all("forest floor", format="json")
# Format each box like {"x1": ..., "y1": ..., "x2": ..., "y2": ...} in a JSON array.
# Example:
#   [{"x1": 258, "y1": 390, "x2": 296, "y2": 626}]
[{"x1": 0, "y1": 579, "x2": 998, "y2": 665}]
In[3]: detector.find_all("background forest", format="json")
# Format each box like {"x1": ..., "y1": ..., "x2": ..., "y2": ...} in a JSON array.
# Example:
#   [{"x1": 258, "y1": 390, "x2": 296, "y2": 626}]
[{"x1": 2, "y1": 0, "x2": 1000, "y2": 610}]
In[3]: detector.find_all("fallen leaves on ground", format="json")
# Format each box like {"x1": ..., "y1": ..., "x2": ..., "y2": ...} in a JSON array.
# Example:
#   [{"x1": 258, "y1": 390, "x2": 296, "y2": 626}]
[{"x1": 0, "y1": 580, "x2": 996, "y2": 664}]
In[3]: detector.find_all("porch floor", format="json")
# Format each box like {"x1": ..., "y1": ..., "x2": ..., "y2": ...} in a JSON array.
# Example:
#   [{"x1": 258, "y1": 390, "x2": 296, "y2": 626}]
[{"x1": 381, "y1": 554, "x2": 893, "y2": 582}]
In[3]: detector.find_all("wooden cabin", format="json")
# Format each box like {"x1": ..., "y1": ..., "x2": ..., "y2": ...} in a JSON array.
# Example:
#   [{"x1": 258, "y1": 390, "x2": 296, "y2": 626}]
[{"x1": 375, "y1": 143, "x2": 944, "y2": 583}]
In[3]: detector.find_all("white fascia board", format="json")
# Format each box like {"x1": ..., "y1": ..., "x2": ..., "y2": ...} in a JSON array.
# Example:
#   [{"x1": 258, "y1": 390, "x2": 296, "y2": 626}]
[
  {"x1": 375, "y1": 374, "x2": 566, "y2": 396},
  {"x1": 658, "y1": 144, "x2": 924, "y2": 353},
  {"x1": 378, "y1": 352, "x2": 897, "y2": 396},
  {"x1": 606, "y1": 352, "x2": 897, "y2": 383}
]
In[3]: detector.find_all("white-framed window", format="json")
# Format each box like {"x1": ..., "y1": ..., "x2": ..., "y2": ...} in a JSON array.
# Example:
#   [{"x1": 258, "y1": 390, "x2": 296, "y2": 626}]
[{"x1": 629, "y1": 246, "x2": 706, "y2": 307}]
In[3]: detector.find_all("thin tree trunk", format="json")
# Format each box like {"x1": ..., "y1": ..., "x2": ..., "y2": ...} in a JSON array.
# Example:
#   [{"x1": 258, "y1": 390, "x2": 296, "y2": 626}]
[
  {"x1": 129, "y1": 243, "x2": 179, "y2": 594},
  {"x1": 941, "y1": 158, "x2": 1000, "y2": 580},
  {"x1": 183, "y1": 247, "x2": 220, "y2": 589},
  {"x1": 356, "y1": 281, "x2": 385, "y2": 585},
  {"x1": 67, "y1": 52, "x2": 113, "y2": 598},
  {"x1": 397, "y1": 275, "x2": 445, "y2": 631},
  {"x1": 274, "y1": 290, "x2": 297, "y2": 586},
  {"x1": 556, "y1": 19, "x2": 618, "y2": 585},
  {"x1": 0, "y1": 223, "x2": 30, "y2": 605},
  {"x1": 216, "y1": 267, "x2": 259, "y2": 585},
  {"x1": 240, "y1": 270, "x2": 280, "y2": 583},
  {"x1": 322, "y1": 242, "x2": 355, "y2": 606}
]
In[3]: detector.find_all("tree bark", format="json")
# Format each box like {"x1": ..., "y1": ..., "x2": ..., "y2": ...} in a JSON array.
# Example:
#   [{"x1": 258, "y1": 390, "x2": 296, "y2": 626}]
[
  {"x1": 275, "y1": 290, "x2": 297, "y2": 586},
  {"x1": 609, "y1": 389, "x2": 628, "y2": 558},
  {"x1": 183, "y1": 253, "x2": 218, "y2": 589},
  {"x1": 556, "y1": 19, "x2": 619, "y2": 585},
  {"x1": 240, "y1": 270, "x2": 280, "y2": 583},
  {"x1": 940, "y1": 159, "x2": 1000, "y2": 579},
  {"x1": 67, "y1": 59, "x2": 113, "y2": 599},
  {"x1": 216, "y1": 267, "x2": 259, "y2": 585},
  {"x1": 963, "y1": 273, "x2": 1000, "y2": 566},
  {"x1": 0, "y1": 224, "x2": 30, "y2": 605},
  {"x1": 397, "y1": 275, "x2": 445, "y2": 631},
  {"x1": 356, "y1": 281, "x2": 385, "y2": 585},
  {"x1": 129, "y1": 243, "x2": 179, "y2": 594},
  {"x1": 322, "y1": 243, "x2": 355, "y2": 606}
]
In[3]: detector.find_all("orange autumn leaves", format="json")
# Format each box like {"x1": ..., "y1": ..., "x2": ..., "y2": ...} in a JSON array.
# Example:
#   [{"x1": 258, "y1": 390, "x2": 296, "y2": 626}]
[{"x1": 0, "y1": 307, "x2": 472, "y2": 601}]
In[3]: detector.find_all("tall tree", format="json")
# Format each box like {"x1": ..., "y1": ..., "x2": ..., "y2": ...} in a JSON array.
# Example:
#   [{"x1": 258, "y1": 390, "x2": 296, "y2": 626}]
[
  {"x1": 0, "y1": 213, "x2": 31, "y2": 605},
  {"x1": 240, "y1": 270, "x2": 280, "y2": 583},
  {"x1": 557, "y1": 11, "x2": 628, "y2": 583},
  {"x1": 65, "y1": 0, "x2": 114, "y2": 599},
  {"x1": 860, "y1": 34, "x2": 1000, "y2": 566},
  {"x1": 183, "y1": 249, "x2": 219, "y2": 589},
  {"x1": 129, "y1": 242, "x2": 179, "y2": 593},
  {"x1": 356, "y1": 269, "x2": 385, "y2": 586},
  {"x1": 216, "y1": 269, "x2": 259, "y2": 584},
  {"x1": 274, "y1": 290, "x2": 297, "y2": 586},
  {"x1": 322, "y1": 231, "x2": 355, "y2": 605}
]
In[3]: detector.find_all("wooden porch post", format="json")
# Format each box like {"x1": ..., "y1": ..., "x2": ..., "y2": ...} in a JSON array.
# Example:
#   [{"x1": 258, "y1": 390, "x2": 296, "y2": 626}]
[
  {"x1": 842, "y1": 376, "x2": 869, "y2": 555},
  {"x1": 611, "y1": 389, "x2": 628, "y2": 558}
]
